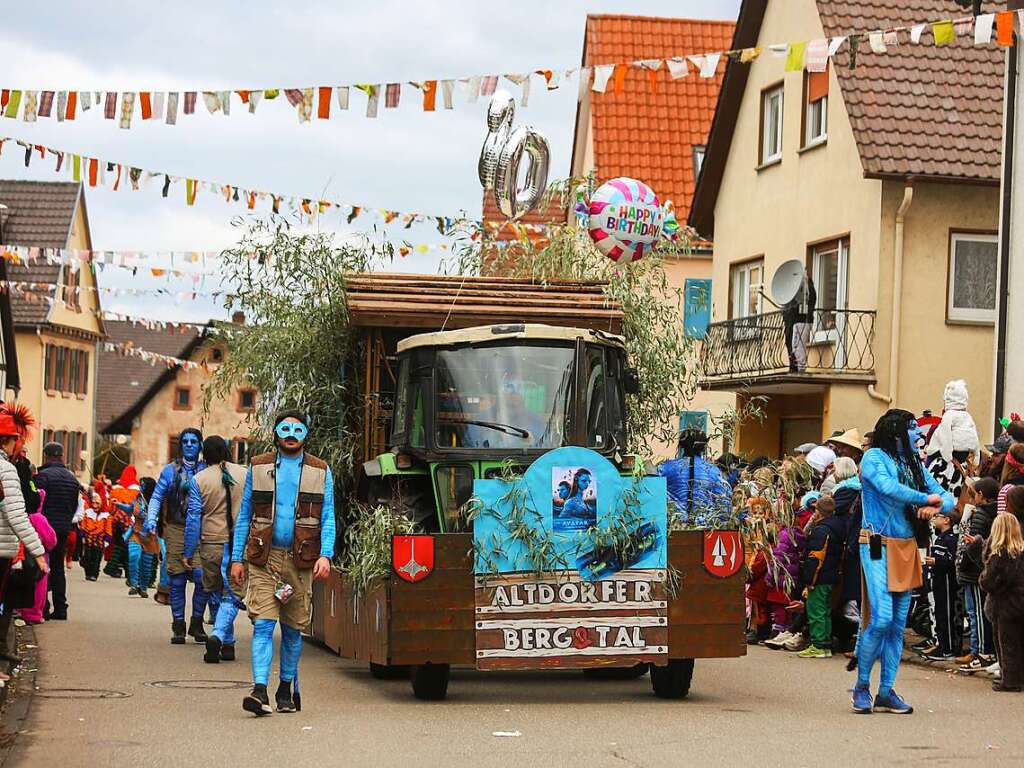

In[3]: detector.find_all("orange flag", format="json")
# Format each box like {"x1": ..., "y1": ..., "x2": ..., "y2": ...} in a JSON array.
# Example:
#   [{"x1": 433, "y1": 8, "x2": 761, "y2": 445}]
[
  {"x1": 613, "y1": 64, "x2": 627, "y2": 94},
  {"x1": 317, "y1": 87, "x2": 331, "y2": 119},
  {"x1": 88, "y1": 158, "x2": 98, "y2": 187},
  {"x1": 140, "y1": 91, "x2": 152, "y2": 119},
  {"x1": 996, "y1": 10, "x2": 1015, "y2": 46},
  {"x1": 422, "y1": 80, "x2": 437, "y2": 111},
  {"x1": 647, "y1": 68, "x2": 659, "y2": 94},
  {"x1": 65, "y1": 91, "x2": 77, "y2": 120}
]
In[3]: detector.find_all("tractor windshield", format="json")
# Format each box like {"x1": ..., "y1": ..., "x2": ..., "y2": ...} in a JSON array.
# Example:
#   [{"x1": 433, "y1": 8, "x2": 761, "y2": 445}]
[{"x1": 435, "y1": 343, "x2": 575, "y2": 451}]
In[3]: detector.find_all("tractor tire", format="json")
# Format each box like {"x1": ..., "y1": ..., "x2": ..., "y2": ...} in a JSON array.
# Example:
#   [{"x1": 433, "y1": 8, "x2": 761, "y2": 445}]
[
  {"x1": 650, "y1": 658, "x2": 694, "y2": 699},
  {"x1": 582, "y1": 663, "x2": 650, "y2": 680},
  {"x1": 411, "y1": 663, "x2": 450, "y2": 700},
  {"x1": 369, "y1": 662, "x2": 410, "y2": 680}
]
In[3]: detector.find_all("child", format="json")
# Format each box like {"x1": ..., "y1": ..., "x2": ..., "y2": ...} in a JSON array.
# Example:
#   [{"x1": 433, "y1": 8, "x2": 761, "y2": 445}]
[
  {"x1": 797, "y1": 496, "x2": 846, "y2": 658},
  {"x1": 16, "y1": 489, "x2": 57, "y2": 624},
  {"x1": 957, "y1": 477, "x2": 998, "y2": 671},
  {"x1": 923, "y1": 510, "x2": 961, "y2": 660},
  {"x1": 979, "y1": 514, "x2": 1024, "y2": 691}
]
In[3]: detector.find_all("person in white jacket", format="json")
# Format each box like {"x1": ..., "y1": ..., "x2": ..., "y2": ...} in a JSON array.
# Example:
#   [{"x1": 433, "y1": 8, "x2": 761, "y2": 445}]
[
  {"x1": 0, "y1": 413, "x2": 47, "y2": 576},
  {"x1": 925, "y1": 379, "x2": 981, "y2": 499}
]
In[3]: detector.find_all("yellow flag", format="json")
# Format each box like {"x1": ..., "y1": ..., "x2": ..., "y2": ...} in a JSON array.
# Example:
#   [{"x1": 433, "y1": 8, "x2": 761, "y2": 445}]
[
  {"x1": 785, "y1": 42, "x2": 807, "y2": 72},
  {"x1": 932, "y1": 21, "x2": 955, "y2": 46},
  {"x1": 740, "y1": 47, "x2": 762, "y2": 64}
]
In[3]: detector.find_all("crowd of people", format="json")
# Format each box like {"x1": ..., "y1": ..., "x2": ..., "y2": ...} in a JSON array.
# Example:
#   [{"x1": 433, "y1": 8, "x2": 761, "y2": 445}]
[
  {"x1": 0, "y1": 406, "x2": 334, "y2": 717},
  {"x1": 662, "y1": 379, "x2": 1024, "y2": 709}
]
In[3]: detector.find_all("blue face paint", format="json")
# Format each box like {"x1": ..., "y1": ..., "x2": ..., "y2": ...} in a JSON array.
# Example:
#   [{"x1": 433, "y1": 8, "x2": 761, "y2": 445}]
[
  {"x1": 180, "y1": 433, "x2": 201, "y2": 462},
  {"x1": 907, "y1": 422, "x2": 925, "y2": 453},
  {"x1": 275, "y1": 421, "x2": 308, "y2": 442}
]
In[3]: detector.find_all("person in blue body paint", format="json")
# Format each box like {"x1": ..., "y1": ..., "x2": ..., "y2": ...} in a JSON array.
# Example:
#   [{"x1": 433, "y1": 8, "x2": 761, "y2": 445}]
[
  {"x1": 230, "y1": 411, "x2": 335, "y2": 717},
  {"x1": 142, "y1": 428, "x2": 209, "y2": 644},
  {"x1": 184, "y1": 436, "x2": 248, "y2": 664},
  {"x1": 851, "y1": 409, "x2": 954, "y2": 716},
  {"x1": 658, "y1": 429, "x2": 733, "y2": 528}
]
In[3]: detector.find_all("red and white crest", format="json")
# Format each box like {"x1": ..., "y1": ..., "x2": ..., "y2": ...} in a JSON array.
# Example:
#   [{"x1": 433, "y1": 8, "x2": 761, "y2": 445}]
[
  {"x1": 702, "y1": 530, "x2": 742, "y2": 579},
  {"x1": 392, "y1": 535, "x2": 435, "y2": 583}
]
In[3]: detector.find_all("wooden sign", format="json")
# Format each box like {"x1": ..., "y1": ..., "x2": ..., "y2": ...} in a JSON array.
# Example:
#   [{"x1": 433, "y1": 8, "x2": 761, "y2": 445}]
[{"x1": 474, "y1": 569, "x2": 668, "y2": 670}]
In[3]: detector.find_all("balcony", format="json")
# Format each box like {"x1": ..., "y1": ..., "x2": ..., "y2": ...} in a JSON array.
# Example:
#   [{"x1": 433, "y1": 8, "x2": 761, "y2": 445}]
[{"x1": 699, "y1": 309, "x2": 876, "y2": 392}]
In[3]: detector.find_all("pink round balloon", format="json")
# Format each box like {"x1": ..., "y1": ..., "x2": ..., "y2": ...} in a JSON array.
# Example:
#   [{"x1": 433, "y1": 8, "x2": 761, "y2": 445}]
[{"x1": 587, "y1": 178, "x2": 664, "y2": 263}]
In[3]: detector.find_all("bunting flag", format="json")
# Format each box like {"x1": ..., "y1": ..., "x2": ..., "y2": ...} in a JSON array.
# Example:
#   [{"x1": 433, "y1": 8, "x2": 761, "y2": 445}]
[
  {"x1": 102, "y1": 340, "x2": 206, "y2": 371},
  {"x1": 0, "y1": 11, "x2": 1012, "y2": 127}
]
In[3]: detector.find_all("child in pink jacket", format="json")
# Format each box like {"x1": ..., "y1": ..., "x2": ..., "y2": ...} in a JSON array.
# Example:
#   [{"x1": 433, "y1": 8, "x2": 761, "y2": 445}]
[{"x1": 17, "y1": 490, "x2": 57, "y2": 624}]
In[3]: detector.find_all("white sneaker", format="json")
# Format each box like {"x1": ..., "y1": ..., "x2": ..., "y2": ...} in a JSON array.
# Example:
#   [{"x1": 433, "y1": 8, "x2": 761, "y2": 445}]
[
  {"x1": 983, "y1": 662, "x2": 1000, "y2": 678},
  {"x1": 765, "y1": 631, "x2": 793, "y2": 650},
  {"x1": 783, "y1": 633, "x2": 809, "y2": 652}
]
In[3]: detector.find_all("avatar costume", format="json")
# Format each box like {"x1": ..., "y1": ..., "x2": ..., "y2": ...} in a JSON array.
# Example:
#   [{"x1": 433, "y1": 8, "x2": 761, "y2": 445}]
[{"x1": 853, "y1": 409, "x2": 953, "y2": 714}]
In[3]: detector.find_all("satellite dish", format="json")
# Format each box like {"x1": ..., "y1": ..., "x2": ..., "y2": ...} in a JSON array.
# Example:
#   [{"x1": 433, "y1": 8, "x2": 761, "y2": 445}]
[{"x1": 771, "y1": 260, "x2": 806, "y2": 305}]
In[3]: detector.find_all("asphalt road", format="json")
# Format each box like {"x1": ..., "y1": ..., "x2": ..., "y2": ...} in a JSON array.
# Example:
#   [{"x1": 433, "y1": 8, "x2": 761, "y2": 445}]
[{"x1": 5, "y1": 571, "x2": 1024, "y2": 767}]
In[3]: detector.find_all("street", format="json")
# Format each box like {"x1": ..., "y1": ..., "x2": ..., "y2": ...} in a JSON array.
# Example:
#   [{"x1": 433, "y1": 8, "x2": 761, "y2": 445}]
[{"x1": 1, "y1": 574, "x2": 1021, "y2": 767}]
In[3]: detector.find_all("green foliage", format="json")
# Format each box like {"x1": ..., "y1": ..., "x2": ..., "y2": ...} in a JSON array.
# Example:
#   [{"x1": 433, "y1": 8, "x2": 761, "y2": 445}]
[
  {"x1": 341, "y1": 503, "x2": 417, "y2": 597},
  {"x1": 209, "y1": 218, "x2": 389, "y2": 478}
]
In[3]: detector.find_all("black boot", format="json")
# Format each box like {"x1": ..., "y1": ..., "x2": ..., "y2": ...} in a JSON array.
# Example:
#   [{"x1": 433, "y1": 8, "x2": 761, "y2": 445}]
[
  {"x1": 138, "y1": 589, "x2": 149, "y2": 599},
  {"x1": 171, "y1": 619, "x2": 187, "y2": 645},
  {"x1": 220, "y1": 643, "x2": 235, "y2": 661},
  {"x1": 275, "y1": 680, "x2": 296, "y2": 713},
  {"x1": 188, "y1": 616, "x2": 208, "y2": 644},
  {"x1": 243, "y1": 684, "x2": 272, "y2": 717},
  {"x1": 204, "y1": 635, "x2": 222, "y2": 664}
]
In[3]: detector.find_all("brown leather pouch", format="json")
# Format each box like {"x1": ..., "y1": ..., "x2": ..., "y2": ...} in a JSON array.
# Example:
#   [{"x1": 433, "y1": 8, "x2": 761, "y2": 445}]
[
  {"x1": 293, "y1": 517, "x2": 321, "y2": 569},
  {"x1": 246, "y1": 522, "x2": 273, "y2": 567}
]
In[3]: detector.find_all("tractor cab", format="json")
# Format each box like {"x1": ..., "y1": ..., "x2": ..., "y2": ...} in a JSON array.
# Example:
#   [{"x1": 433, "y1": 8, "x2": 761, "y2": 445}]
[{"x1": 364, "y1": 323, "x2": 638, "y2": 532}]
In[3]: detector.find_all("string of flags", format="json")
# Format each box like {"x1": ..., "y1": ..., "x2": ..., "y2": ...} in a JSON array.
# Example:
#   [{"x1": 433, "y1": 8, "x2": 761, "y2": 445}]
[
  {"x1": 101, "y1": 340, "x2": 207, "y2": 371},
  {"x1": 1, "y1": 11, "x2": 1021, "y2": 131},
  {"x1": 101, "y1": 311, "x2": 213, "y2": 335}
]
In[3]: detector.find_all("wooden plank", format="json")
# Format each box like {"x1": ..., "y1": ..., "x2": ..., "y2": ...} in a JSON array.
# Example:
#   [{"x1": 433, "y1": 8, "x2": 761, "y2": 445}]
[
  {"x1": 390, "y1": 609, "x2": 475, "y2": 632},
  {"x1": 668, "y1": 587, "x2": 745, "y2": 625},
  {"x1": 668, "y1": 623, "x2": 747, "y2": 659}
]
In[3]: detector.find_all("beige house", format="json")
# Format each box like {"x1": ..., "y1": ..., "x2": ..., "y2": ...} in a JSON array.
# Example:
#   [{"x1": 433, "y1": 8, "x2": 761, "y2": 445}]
[
  {"x1": 567, "y1": 14, "x2": 738, "y2": 458},
  {"x1": 1, "y1": 180, "x2": 103, "y2": 477},
  {"x1": 96, "y1": 318, "x2": 256, "y2": 477},
  {"x1": 689, "y1": 0, "x2": 1002, "y2": 457}
]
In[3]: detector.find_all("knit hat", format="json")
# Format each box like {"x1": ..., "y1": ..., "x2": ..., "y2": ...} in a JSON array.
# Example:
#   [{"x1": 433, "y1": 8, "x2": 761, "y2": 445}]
[
  {"x1": 801, "y1": 491, "x2": 821, "y2": 509},
  {"x1": 943, "y1": 379, "x2": 969, "y2": 411},
  {"x1": 816, "y1": 496, "x2": 836, "y2": 516}
]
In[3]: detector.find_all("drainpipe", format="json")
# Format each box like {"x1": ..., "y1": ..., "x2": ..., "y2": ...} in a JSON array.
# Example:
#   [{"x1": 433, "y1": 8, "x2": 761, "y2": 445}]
[
  {"x1": 994, "y1": 40, "x2": 1017, "y2": 435},
  {"x1": 868, "y1": 181, "x2": 914, "y2": 405}
]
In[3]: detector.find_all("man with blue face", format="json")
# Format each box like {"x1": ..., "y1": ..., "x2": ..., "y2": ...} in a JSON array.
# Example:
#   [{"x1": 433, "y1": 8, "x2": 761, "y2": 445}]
[
  {"x1": 144, "y1": 428, "x2": 209, "y2": 644},
  {"x1": 230, "y1": 411, "x2": 335, "y2": 717},
  {"x1": 852, "y1": 409, "x2": 954, "y2": 715}
]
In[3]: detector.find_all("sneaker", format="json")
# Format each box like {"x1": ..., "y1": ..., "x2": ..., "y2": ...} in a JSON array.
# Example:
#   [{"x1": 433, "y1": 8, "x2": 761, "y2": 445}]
[
  {"x1": 796, "y1": 644, "x2": 832, "y2": 658},
  {"x1": 983, "y1": 662, "x2": 1001, "y2": 679},
  {"x1": 955, "y1": 652, "x2": 975, "y2": 665},
  {"x1": 138, "y1": 589, "x2": 149, "y2": 599},
  {"x1": 127, "y1": 587, "x2": 139, "y2": 596},
  {"x1": 220, "y1": 643, "x2": 235, "y2": 662},
  {"x1": 764, "y1": 631, "x2": 794, "y2": 650},
  {"x1": 910, "y1": 638, "x2": 936, "y2": 652},
  {"x1": 923, "y1": 650, "x2": 954, "y2": 662},
  {"x1": 959, "y1": 654, "x2": 995, "y2": 674},
  {"x1": 874, "y1": 689, "x2": 914, "y2": 714},
  {"x1": 275, "y1": 681, "x2": 296, "y2": 713},
  {"x1": 783, "y1": 634, "x2": 809, "y2": 652},
  {"x1": 851, "y1": 684, "x2": 873, "y2": 714},
  {"x1": 204, "y1": 635, "x2": 222, "y2": 664},
  {"x1": 243, "y1": 685, "x2": 272, "y2": 717},
  {"x1": 992, "y1": 681, "x2": 1022, "y2": 692}
]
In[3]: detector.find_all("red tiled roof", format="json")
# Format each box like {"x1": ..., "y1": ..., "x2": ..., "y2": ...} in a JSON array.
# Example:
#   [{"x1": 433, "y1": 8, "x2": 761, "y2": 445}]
[
  {"x1": 583, "y1": 15, "x2": 736, "y2": 222},
  {"x1": 820, "y1": 0, "x2": 1003, "y2": 182},
  {"x1": 481, "y1": 192, "x2": 567, "y2": 244}
]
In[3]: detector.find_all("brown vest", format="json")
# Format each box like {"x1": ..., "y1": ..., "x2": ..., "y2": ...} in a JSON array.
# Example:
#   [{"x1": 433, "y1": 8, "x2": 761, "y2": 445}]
[
  {"x1": 194, "y1": 462, "x2": 247, "y2": 544},
  {"x1": 244, "y1": 451, "x2": 327, "y2": 569}
]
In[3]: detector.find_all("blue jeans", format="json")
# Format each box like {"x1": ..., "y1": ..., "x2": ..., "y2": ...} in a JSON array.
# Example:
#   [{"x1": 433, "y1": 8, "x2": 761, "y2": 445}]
[{"x1": 963, "y1": 582, "x2": 994, "y2": 656}]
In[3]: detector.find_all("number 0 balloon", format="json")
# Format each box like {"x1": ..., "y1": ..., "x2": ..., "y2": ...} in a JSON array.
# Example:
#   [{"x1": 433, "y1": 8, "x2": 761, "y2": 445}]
[
  {"x1": 478, "y1": 90, "x2": 550, "y2": 221},
  {"x1": 587, "y1": 178, "x2": 665, "y2": 263}
]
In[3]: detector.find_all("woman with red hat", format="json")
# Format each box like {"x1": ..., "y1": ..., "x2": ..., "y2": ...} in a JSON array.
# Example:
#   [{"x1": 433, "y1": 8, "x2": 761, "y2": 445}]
[{"x1": 0, "y1": 409, "x2": 48, "y2": 593}]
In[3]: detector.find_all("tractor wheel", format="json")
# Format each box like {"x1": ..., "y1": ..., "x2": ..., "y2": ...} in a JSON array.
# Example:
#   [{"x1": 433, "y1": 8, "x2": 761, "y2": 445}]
[
  {"x1": 650, "y1": 658, "x2": 694, "y2": 699},
  {"x1": 583, "y1": 663, "x2": 650, "y2": 680},
  {"x1": 369, "y1": 662, "x2": 410, "y2": 680},
  {"x1": 411, "y1": 663, "x2": 450, "y2": 700}
]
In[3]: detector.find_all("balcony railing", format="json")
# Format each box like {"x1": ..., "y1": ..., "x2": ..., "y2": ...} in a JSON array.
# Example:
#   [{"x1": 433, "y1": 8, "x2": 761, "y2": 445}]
[{"x1": 700, "y1": 309, "x2": 876, "y2": 384}]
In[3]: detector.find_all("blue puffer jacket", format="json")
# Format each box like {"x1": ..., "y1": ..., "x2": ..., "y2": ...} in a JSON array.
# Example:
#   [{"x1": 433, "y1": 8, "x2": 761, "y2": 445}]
[
  {"x1": 658, "y1": 455, "x2": 733, "y2": 528},
  {"x1": 801, "y1": 514, "x2": 847, "y2": 586}
]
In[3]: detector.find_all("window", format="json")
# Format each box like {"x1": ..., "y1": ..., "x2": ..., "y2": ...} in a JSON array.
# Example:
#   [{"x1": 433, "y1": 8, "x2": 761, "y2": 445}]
[
  {"x1": 54, "y1": 346, "x2": 65, "y2": 391},
  {"x1": 693, "y1": 145, "x2": 706, "y2": 178},
  {"x1": 173, "y1": 386, "x2": 192, "y2": 410},
  {"x1": 803, "y1": 68, "x2": 828, "y2": 147},
  {"x1": 41, "y1": 429, "x2": 85, "y2": 471},
  {"x1": 584, "y1": 346, "x2": 608, "y2": 448},
  {"x1": 237, "y1": 388, "x2": 257, "y2": 413},
  {"x1": 232, "y1": 438, "x2": 249, "y2": 464},
  {"x1": 211, "y1": 347, "x2": 224, "y2": 363},
  {"x1": 168, "y1": 436, "x2": 180, "y2": 462},
  {"x1": 760, "y1": 85, "x2": 784, "y2": 165},
  {"x1": 44, "y1": 344, "x2": 89, "y2": 395},
  {"x1": 948, "y1": 232, "x2": 998, "y2": 324},
  {"x1": 809, "y1": 237, "x2": 849, "y2": 341},
  {"x1": 729, "y1": 259, "x2": 764, "y2": 320}
]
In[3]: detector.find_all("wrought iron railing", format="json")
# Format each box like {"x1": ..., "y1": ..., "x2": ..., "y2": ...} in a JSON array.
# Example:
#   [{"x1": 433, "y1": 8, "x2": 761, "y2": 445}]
[{"x1": 701, "y1": 309, "x2": 876, "y2": 381}]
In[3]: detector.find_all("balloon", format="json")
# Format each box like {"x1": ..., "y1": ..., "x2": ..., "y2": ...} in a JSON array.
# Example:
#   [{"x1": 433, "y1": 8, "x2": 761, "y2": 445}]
[
  {"x1": 479, "y1": 91, "x2": 551, "y2": 221},
  {"x1": 587, "y1": 178, "x2": 665, "y2": 262}
]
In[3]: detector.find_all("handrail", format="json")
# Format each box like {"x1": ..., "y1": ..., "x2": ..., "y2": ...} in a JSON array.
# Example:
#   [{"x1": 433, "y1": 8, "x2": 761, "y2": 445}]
[{"x1": 701, "y1": 309, "x2": 876, "y2": 380}]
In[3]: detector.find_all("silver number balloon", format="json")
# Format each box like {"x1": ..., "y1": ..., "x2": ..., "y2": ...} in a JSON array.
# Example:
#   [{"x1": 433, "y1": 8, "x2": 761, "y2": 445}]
[
  {"x1": 494, "y1": 125, "x2": 550, "y2": 221},
  {"x1": 478, "y1": 90, "x2": 515, "y2": 191},
  {"x1": 478, "y1": 91, "x2": 551, "y2": 221}
]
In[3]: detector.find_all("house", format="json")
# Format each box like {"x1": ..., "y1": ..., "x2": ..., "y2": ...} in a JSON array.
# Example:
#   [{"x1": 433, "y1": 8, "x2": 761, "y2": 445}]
[
  {"x1": 0, "y1": 180, "x2": 103, "y2": 476},
  {"x1": 96, "y1": 316, "x2": 256, "y2": 477},
  {"x1": 689, "y1": 0, "x2": 1002, "y2": 457},
  {"x1": 569, "y1": 14, "x2": 737, "y2": 457}
]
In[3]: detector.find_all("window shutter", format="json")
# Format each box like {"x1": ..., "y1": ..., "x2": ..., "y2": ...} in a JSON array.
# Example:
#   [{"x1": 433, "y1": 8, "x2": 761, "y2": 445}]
[
  {"x1": 808, "y1": 69, "x2": 828, "y2": 103},
  {"x1": 79, "y1": 351, "x2": 88, "y2": 394}
]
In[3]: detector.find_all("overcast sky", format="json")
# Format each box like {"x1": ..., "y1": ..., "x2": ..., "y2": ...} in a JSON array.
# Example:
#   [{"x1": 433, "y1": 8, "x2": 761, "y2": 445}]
[{"x1": 0, "y1": 0, "x2": 740, "y2": 321}]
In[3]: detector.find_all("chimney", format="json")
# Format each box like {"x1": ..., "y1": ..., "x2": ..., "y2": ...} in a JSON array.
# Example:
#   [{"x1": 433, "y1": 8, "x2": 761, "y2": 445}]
[{"x1": 231, "y1": 311, "x2": 245, "y2": 325}]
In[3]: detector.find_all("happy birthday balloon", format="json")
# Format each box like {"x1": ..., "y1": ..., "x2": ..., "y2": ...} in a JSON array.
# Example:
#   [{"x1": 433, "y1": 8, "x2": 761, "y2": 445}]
[{"x1": 587, "y1": 178, "x2": 665, "y2": 262}]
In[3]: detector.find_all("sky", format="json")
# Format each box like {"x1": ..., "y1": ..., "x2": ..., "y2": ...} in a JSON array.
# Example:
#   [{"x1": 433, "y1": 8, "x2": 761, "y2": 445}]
[{"x1": 0, "y1": 0, "x2": 740, "y2": 321}]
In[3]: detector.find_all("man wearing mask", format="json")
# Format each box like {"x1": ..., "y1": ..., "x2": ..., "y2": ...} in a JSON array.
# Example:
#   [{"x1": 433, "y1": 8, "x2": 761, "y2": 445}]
[
  {"x1": 184, "y1": 436, "x2": 247, "y2": 664},
  {"x1": 34, "y1": 441, "x2": 81, "y2": 621},
  {"x1": 143, "y1": 428, "x2": 209, "y2": 644},
  {"x1": 230, "y1": 412, "x2": 335, "y2": 716}
]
